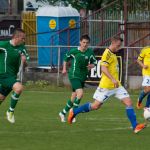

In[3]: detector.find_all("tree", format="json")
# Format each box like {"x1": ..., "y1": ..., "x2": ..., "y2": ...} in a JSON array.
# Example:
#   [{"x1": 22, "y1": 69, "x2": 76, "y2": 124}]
[
  {"x1": 36, "y1": 0, "x2": 118, "y2": 11},
  {"x1": 36, "y1": 0, "x2": 150, "y2": 11}
]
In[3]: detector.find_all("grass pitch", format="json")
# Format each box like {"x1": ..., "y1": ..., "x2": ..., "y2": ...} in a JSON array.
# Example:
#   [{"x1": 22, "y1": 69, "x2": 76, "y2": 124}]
[{"x1": 0, "y1": 89, "x2": 149, "y2": 150}]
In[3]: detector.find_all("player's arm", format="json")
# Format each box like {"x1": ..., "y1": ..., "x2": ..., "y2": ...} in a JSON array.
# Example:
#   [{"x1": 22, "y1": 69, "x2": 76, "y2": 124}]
[
  {"x1": 137, "y1": 59, "x2": 148, "y2": 69},
  {"x1": 62, "y1": 61, "x2": 67, "y2": 74},
  {"x1": 21, "y1": 54, "x2": 28, "y2": 67},
  {"x1": 137, "y1": 49, "x2": 148, "y2": 69},
  {"x1": 62, "y1": 50, "x2": 72, "y2": 74},
  {"x1": 87, "y1": 52, "x2": 97, "y2": 70},
  {"x1": 20, "y1": 46, "x2": 30, "y2": 67},
  {"x1": 101, "y1": 65, "x2": 119, "y2": 88}
]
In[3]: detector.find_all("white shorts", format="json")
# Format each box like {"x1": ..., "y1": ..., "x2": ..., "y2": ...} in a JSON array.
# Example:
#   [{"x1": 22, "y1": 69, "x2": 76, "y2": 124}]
[
  {"x1": 93, "y1": 86, "x2": 129, "y2": 103},
  {"x1": 142, "y1": 76, "x2": 150, "y2": 86}
]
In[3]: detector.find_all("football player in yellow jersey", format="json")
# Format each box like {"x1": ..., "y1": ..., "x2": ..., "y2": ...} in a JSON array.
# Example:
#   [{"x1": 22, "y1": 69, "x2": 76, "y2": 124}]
[
  {"x1": 136, "y1": 46, "x2": 150, "y2": 109},
  {"x1": 68, "y1": 36, "x2": 145, "y2": 133}
]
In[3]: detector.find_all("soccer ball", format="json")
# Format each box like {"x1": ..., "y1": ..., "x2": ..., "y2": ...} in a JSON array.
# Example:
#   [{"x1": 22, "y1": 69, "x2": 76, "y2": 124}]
[{"x1": 143, "y1": 108, "x2": 150, "y2": 121}]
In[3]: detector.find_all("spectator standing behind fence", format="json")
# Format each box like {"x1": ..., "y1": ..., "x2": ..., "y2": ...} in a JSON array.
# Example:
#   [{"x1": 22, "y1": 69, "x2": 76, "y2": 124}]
[
  {"x1": 68, "y1": 36, "x2": 146, "y2": 134},
  {"x1": 0, "y1": 28, "x2": 29, "y2": 123},
  {"x1": 136, "y1": 46, "x2": 150, "y2": 109},
  {"x1": 59, "y1": 34, "x2": 97, "y2": 122}
]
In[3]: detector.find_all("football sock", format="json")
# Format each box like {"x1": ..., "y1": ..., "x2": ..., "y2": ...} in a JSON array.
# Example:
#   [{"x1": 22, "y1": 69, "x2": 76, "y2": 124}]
[
  {"x1": 8, "y1": 91, "x2": 20, "y2": 112},
  {"x1": 126, "y1": 106, "x2": 137, "y2": 129},
  {"x1": 73, "y1": 97, "x2": 81, "y2": 108},
  {"x1": 145, "y1": 93, "x2": 150, "y2": 107},
  {"x1": 138, "y1": 90, "x2": 147, "y2": 104},
  {"x1": 74, "y1": 102, "x2": 91, "y2": 116},
  {"x1": 61, "y1": 99, "x2": 73, "y2": 115}
]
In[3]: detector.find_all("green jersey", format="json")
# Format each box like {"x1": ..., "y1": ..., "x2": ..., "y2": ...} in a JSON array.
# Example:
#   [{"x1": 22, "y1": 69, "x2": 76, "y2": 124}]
[
  {"x1": 64, "y1": 48, "x2": 97, "y2": 81},
  {"x1": 0, "y1": 40, "x2": 29, "y2": 77}
]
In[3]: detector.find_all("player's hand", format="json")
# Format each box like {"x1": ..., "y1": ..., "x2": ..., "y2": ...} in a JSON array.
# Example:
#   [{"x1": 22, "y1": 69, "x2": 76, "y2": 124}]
[
  {"x1": 62, "y1": 69, "x2": 67, "y2": 75},
  {"x1": 20, "y1": 54, "x2": 28, "y2": 67},
  {"x1": 143, "y1": 65, "x2": 148, "y2": 69},
  {"x1": 21, "y1": 54, "x2": 26, "y2": 63},
  {"x1": 87, "y1": 64, "x2": 95, "y2": 70},
  {"x1": 112, "y1": 79, "x2": 119, "y2": 88}
]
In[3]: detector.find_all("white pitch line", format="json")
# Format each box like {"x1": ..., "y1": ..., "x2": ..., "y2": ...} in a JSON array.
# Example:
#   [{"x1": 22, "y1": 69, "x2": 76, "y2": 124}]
[
  {"x1": 24, "y1": 91, "x2": 65, "y2": 94},
  {"x1": 0, "y1": 125, "x2": 149, "y2": 135}
]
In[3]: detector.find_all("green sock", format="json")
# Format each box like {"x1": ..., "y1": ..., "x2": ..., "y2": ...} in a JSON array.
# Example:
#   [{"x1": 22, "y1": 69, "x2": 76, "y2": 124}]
[
  {"x1": 61, "y1": 99, "x2": 73, "y2": 115},
  {"x1": 8, "y1": 92, "x2": 20, "y2": 112},
  {"x1": 73, "y1": 97, "x2": 81, "y2": 108}
]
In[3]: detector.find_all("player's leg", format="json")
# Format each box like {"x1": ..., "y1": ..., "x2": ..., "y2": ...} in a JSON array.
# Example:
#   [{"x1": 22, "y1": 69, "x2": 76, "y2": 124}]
[
  {"x1": 59, "y1": 79, "x2": 84, "y2": 122},
  {"x1": 0, "y1": 94, "x2": 5, "y2": 104},
  {"x1": 0, "y1": 80, "x2": 7, "y2": 104},
  {"x1": 66, "y1": 79, "x2": 84, "y2": 122},
  {"x1": 137, "y1": 89, "x2": 147, "y2": 106},
  {"x1": 68, "y1": 100, "x2": 103, "y2": 124},
  {"x1": 141, "y1": 85, "x2": 150, "y2": 107},
  {"x1": 145, "y1": 93, "x2": 150, "y2": 108},
  {"x1": 116, "y1": 86, "x2": 145, "y2": 133},
  {"x1": 122, "y1": 97, "x2": 145, "y2": 133},
  {"x1": 73, "y1": 88, "x2": 83, "y2": 108},
  {"x1": 6, "y1": 82, "x2": 23, "y2": 123},
  {"x1": 59, "y1": 92, "x2": 75, "y2": 122},
  {"x1": 59, "y1": 79, "x2": 79, "y2": 122},
  {"x1": 122, "y1": 97, "x2": 138, "y2": 129},
  {"x1": 72, "y1": 79, "x2": 85, "y2": 108},
  {"x1": 137, "y1": 76, "x2": 150, "y2": 109},
  {"x1": 137, "y1": 88, "x2": 148, "y2": 109},
  {"x1": 9, "y1": 82, "x2": 23, "y2": 112},
  {"x1": 68, "y1": 87, "x2": 111, "y2": 124}
]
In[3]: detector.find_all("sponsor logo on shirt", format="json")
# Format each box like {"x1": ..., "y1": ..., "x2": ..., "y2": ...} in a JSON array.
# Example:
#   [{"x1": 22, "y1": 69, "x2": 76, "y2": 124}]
[{"x1": 85, "y1": 56, "x2": 88, "y2": 59}]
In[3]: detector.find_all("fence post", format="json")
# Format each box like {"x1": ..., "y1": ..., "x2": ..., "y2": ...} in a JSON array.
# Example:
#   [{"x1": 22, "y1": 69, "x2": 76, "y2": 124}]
[
  {"x1": 88, "y1": 10, "x2": 92, "y2": 39},
  {"x1": 57, "y1": 47, "x2": 61, "y2": 86},
  {"x1": 125, "y1": 47, "x2": 129, "y2": 88}
]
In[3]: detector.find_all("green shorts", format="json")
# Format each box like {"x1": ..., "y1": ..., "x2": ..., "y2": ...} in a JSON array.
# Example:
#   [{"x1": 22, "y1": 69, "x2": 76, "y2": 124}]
[
  {"x1": 0, "y1": 75, "x2": 20, "y2": 96},
  {"x1": 69, "y1": 78, "x2": 85, "y2": 92}
]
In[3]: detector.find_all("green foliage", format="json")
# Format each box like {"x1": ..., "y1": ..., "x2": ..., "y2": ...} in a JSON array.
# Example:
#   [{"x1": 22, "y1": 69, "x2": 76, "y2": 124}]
[
  {"x1": 24, "y1": 80, "x2": 70, "y2": 92},
  {"x1": 35, "y1": 80, "x2": 49, "y2": 87},
  {"x1": 36, "y1": 0, "x2": 121, "y2": 10},
  {"x1": 25, "y1": 80, "x2": 49, "y2": 87},
  {"x1": 36, "y1": 0, "x2": 149, "y2": 11}
]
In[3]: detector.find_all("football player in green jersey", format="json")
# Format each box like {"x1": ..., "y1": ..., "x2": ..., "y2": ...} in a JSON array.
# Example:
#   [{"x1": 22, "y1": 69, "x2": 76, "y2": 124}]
[
  {"x1": 0, "y1": 28, "x2": 29, "y2": 123},
  {"x1": 59, "y1": 34, "x2": 97, "y2": 122}
]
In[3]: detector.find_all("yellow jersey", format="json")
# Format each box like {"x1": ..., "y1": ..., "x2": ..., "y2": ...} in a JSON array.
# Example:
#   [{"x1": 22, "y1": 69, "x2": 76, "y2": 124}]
[
  {"x1": 137, "y1": 46, "x2": 150, "y2": 76},
  {"x1": 99, "y1": 48, "x2": 121, "y2": 89}
]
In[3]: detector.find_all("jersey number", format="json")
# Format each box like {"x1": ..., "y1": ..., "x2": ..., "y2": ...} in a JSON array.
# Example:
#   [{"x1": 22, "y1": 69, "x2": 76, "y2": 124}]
[{"x1": 146, "y1": 79, "x2": 150, "y2": 84}]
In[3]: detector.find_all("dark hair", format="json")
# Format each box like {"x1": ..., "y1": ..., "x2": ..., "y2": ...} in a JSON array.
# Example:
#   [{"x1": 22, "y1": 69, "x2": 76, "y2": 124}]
[
  {"x1": 111, "y1": 36, "x2": 123, "y2": 42},
  {"x1": 12, "y1": 28, "x2": 25, "y2": 38},
  {"x1": 80, "y1": 34, "x2": 90, "y2": 42}
]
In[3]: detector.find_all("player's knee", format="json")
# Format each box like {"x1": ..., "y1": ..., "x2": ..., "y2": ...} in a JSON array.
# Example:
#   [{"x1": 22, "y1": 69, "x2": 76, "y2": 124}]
[
  {"x1": 0, "y1": 94, "x2": 5, "y2": 101},
  {"x1": 77, "y1": 94, "x2": 83, "y2": 99},
  {"x1": 123, "y1": 99, "x2": 133, "y2": 107},
  {"x1": 71, "y1": 92, "x2": 77, "y2": 100},
  {"x1": 13, "y1": 83, "x2": 24, "y2": 94},
  {"x1": 91, "y1": 103, "x2": 101, "y2": 110},
  {"x1": 144, "y1": 87, "x2": 150, "y2": 93},
  {"x1": 76, "y1": 92, "x2": 83, "y2": 99}
]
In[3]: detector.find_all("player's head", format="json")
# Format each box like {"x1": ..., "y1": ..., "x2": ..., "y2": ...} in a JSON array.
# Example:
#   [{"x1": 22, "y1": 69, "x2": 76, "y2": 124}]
[
  {"x1": 12, "y1": 28, "x2": 26, "y2": 46},
  {"x1": 79, "y1": 34, "x2": 90, "y2": 51},
  {"x1": 110, "y1": 36, "x2": 123, "y2": 52}
]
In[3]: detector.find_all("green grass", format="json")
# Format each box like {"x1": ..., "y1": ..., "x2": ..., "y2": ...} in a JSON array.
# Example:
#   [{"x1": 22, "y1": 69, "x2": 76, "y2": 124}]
[{"x1": 0, "y1": 89, "x2": 149, "y2": 150}]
